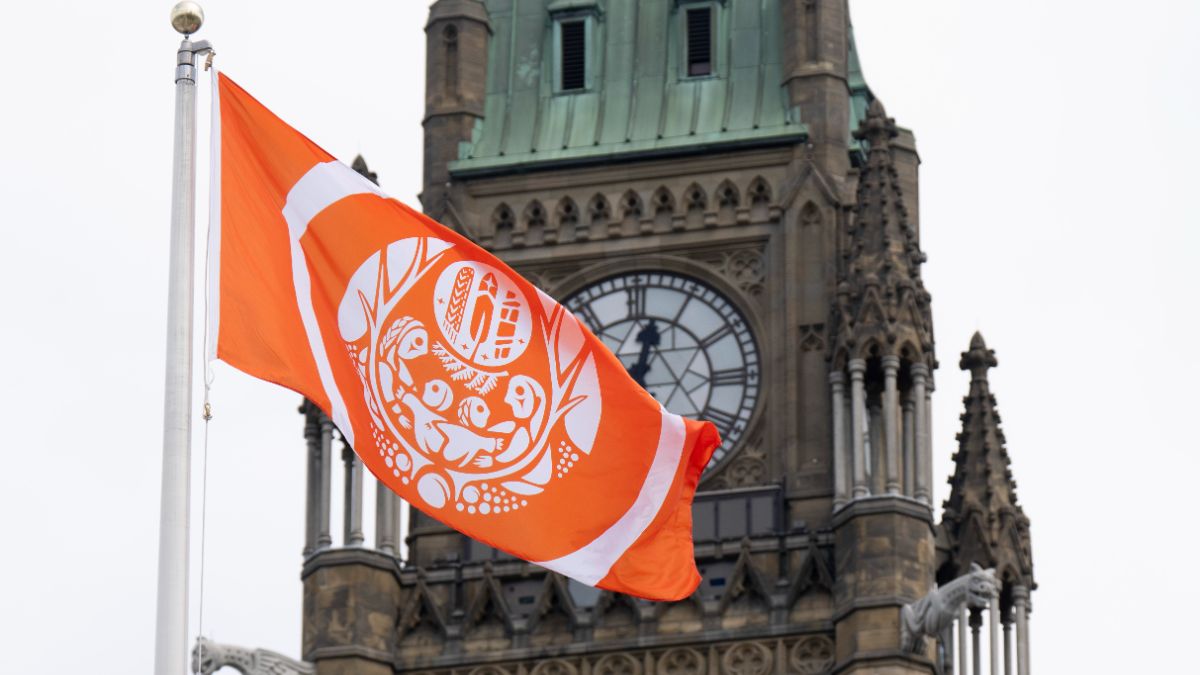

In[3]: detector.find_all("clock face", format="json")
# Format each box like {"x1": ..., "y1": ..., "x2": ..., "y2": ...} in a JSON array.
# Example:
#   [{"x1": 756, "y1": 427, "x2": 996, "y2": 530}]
[{"x1": 562, "y1": 271, "x2": 760, "y2": 469}]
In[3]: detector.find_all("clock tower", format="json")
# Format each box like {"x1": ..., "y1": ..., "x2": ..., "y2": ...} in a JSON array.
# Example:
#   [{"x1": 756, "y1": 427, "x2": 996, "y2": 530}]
[{"x1": 284, "y1": 3, "x2": 1036, "y2": 675}]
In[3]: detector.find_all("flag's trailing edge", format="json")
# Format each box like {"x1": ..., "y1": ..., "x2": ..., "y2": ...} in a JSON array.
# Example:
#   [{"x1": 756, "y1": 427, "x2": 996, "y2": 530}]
[
  {"x1": 205, "y1": 67, "x2": 222, "y2": 362},
  {"x1": 207, "y1": 72, "x2": 720, "y2": 601}
]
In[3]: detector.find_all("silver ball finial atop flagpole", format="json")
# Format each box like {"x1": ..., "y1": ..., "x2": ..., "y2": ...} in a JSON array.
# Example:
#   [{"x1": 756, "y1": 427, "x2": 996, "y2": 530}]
[{"x1": 170, "y1": 1, "x2": 204, "y2": 35}]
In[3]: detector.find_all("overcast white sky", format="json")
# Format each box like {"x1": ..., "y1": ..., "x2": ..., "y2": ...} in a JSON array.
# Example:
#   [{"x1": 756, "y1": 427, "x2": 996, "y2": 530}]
[{"x1": 0, "y1": 1, "x2": 1196, "y2": 673}]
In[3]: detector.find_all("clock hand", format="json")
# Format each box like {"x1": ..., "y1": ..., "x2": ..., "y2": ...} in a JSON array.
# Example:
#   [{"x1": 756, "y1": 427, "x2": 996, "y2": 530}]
[{"x1": 627, "y1": 320, "x2": 661, "y2": 388}]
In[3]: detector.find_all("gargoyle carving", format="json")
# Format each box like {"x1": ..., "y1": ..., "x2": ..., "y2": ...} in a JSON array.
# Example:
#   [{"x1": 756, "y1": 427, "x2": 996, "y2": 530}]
[
  {"x1": 191, "y1": 636, "x2": 315, "y2": 675},
  {"x1": 900, "y1": 563, "x2": 998, "y2": 652}
]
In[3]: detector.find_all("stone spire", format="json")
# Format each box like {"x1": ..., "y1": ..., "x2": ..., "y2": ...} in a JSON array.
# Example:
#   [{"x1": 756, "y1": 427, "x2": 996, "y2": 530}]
[
  {"x1": 832, "y1": 99, "x2": 934, "y2": 365},
  {"x1": 938, "y1": 333, "x2": 1034, "y2": 588},
  {"x1": 351, "y1": 154, "x2": 379, "y2": 186}
]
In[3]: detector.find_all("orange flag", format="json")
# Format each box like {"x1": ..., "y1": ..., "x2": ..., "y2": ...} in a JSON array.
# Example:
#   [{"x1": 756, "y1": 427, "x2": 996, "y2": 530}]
[{"x1": 207, "y1": 73, "x2": 720, "y2": 601}]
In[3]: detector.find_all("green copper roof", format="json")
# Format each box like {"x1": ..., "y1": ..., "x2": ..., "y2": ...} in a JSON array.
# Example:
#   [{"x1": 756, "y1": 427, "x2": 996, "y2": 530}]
[{"x1": 449, "y1": 0, "x2": 806, "y2": 176}]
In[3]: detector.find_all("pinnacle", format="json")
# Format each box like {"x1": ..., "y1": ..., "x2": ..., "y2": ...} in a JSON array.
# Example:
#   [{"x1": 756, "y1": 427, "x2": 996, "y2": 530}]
[
  {"x1": 831, "y1": 96, "x2": 932, "y2": 367},
  {"x1": 351, "y1": 154, "x2": 380, "y2": 185},
  {"x1": 939, "y1": 334, "x2": 1032, "y2": 583},
  {"x1": 866, "y1": 97, "x2": 887, "y2": 120},
  {"x1": 960, "y1": 331, "x2": 997, "y2": 377},
  {"x1": 854, "y1": 97, "x2": 897, "y2": 145}
]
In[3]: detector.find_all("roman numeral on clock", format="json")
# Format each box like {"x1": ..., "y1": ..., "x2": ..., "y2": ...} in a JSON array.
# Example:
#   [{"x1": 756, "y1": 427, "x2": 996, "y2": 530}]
[
  {"x1": 710, "y1": 369, "x2": 747, "y2": 386},
  {"x1": 699, "y1": 325, "x2": 733, "y2": 348},
  {"x1": 703, "y1": 408, "x2": 740, "y2": 434},
  {"x1": 626, "y1": 287, "x2": 647, "y2": 317}
]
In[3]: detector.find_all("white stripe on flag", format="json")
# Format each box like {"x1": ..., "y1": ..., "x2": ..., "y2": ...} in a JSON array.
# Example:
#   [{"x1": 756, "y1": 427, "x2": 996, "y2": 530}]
[
  {"x1": 281, "y1": 160, "x2": 384, "y2": 448},
  {"x1": 536, "y1": 409, "x2": 686, "y2": 585},
  {"x1": 205, "y1": 69, "x2": 222, "y2": 362}
]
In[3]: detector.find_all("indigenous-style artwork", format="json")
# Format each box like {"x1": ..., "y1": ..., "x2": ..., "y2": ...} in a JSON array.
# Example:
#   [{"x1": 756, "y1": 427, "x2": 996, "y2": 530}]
[
  {"x1": 207, "y1": 72, "x2": 718, "y2": 600},
  {"x1": 337, "y1": 238, "x2": 602, "y2": 514}
]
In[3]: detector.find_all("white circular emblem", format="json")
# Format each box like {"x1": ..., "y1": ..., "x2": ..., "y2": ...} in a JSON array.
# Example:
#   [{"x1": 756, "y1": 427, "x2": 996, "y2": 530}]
[{"x1": 337, "y1": 237, "x2": 602, "y2": 515}]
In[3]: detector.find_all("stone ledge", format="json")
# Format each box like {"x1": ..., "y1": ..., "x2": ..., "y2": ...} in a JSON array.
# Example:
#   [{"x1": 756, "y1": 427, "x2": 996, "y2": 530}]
[
  {"x1": 831, "y1": 648, "x2": 935, "y2": 675},
  {"x1": 830, "y1": 596, "x2": 908, "y2": 624},
  {"x1": 450, "y1": 132, "x2": 807, "y2": 180},
  {"x1": 460, "y1": 148, "x2": 795, "y2": 197},
  {"x1": 426, "y1": 0, "x2": 491, "y2": 32},
  {"x1": 300, "y1": 547, "x2": 400, "y2": 580},
  {"x1": 831, "y1": 495, "x2": 933, "y2": 529},
  {"x1": 424, "y1": 108, "x2": 486, "y2": 124},
  {"x1": 395, "y1": 629, "x2": 837, "y2": 672},
  {"x1": 304, "y1": 644, "x2": 394, "y2": 666},
  {"x1": 496, "y1": 226, "x2": 775, "y2": 267},
  {"x1": 394, "y1": 532, "x2": 833, "y2": 585},
  {"x1": 783, "y1": 63, "x2": 849, "y2": 85}
]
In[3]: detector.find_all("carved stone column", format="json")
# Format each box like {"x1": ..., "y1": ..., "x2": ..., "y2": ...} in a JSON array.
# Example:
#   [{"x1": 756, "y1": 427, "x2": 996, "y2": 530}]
[
  {"x1": 943, "y1": 621, "x2": 956, "y2": 675},
  {"x1": 989, "y1": 591, "x2": 1001, "y2": 675},
  {"x1": 831, "y1": 371, "x2": 849, "y2": 508},
  {"x1": 882, "y1": 355, "x2": 901, "y2": 494},
  {"x1": 318, "y1": 415, "x2": 333, "y2": 549},
  {"x1": 848, "y1": 359, "x2": 868, "y2": 497},
  {"x1": 1002, "y1": 607, "x2": 1013, "y2": 675},
  {"x1": 902, "y1": 391, "x2": 916, "y2": 497},
  {"x1": 376, "y1": 482, "x2": 397, "y2": 555},
  {"x1": 868, "y1": 399, "x2": 884, "y2": 495},
  {"x1": 1014, "y1": 585, "x2": 1031, "y2": 675},
  {"x1": 342, "y1": 439, "x2": 364, "y2": 546},
  {"x1": 393, "y1": 493, "x2": 403, "y2": 557},
  {"x1": 924, "y1": 377, "x2": 935, "y2": 505},
  {"x1": 303, "y1": 402, "x2": 321, "y2": 556},
  {"x1": 959, "y1": 606, "x2": 969, "y2": 675},
  {"x1": 844, "y1": 392, "x2": 853, "y2": 498},
  {"x1": 970, "y1": 607, "x2": 982, "y2": 675},
  {"x1": 911, "y1": 364, "x2": 930, "y2": 503}
]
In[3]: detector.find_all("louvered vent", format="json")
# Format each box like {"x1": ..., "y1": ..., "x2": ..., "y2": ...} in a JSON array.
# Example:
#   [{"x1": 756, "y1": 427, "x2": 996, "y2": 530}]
[
  {"x1": 560, "y1": 20, "x2": 586, "y2": 91},
  {"x1": 686, "y1": 8, "x2": 712, "y2": 77}
]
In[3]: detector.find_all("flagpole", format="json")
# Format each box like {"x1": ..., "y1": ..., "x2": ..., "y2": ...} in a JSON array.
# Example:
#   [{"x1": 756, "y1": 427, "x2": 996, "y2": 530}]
[{"x1": 156, "y1": 3, "x2": 211, "y2": 673}]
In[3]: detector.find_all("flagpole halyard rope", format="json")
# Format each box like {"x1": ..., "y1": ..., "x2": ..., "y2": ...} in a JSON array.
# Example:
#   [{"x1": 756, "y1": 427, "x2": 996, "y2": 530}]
[
  {"x1": 197, "y1": 396, "x2": 212, "y2": 671},
  {"x1": 196, "y1": 55, "x2": 218, "y2": 675}
]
